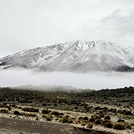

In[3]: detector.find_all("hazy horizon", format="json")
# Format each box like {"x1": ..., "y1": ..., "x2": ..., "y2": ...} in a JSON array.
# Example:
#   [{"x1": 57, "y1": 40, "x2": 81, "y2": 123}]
[{"x1": 0, "y1": 69, "x2": 134, "y2": 90}]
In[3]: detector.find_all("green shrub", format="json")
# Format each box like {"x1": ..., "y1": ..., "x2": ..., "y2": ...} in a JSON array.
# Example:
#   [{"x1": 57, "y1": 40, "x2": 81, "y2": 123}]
[
  {"x1": 89, "y1": 118, "x2": 95, "y2": 122},
  {"x1": 42, "y1": 115, "x2": 52, "y2": 121},
  {"x1": 113, "y1": 122, "x2": 126, "y2": 130},
  {"x1": 42, "y1": 109, "x2": 50, "y2": 114},
  {"x1": 12, "y1": 104, "x2": 17, "y2": 108},
  {"x1": 118, "y1": 109, "x2": 124, "y2": 114},
  {"x1": 117, "y1": 119, "x2": 125, "y2": 122},
  {"x1": 124, "y1": 122, "x2": 132, "y2": 129},
  {"x1": 103, "y1": 121, "x2": 113, "y2": 128},
  {"x1": 83, "y1": 116, "x2": 89, "y2": 121},
  {"x1": 78, "y1": 117, "x2": 83, "y2": 121},
  {"x1": 14, "y1": 111, "x2": 22, "y2": 115},
  {"x1": 104, "y1": 115, "x2": 111, "y2": 120},
  {"x1": 99, "y1": 114, "x2": 105, "y2": 118},
  {"x1": 46, "y1": 116, "x2": 52, "y2": 121},
  {"x1": 78, "y1": 116, "x2": 89, "y2": 121},
  {"x1": 89, "y1": 114, "x2": 100, "y2": 122},
  {"x1": 7, "y1": 106, "x2": 11, "y2": 111},
  {"x1": 23, "y1": 113, "x2": 36, "y2": 117},
  {"x1": 86, "y1": 123, "x2": 93, "y2": 128},
  {"x1": 94, "y1": 106, "x2": 101, "y2": 110},
  {"x1": 22, "y1": 107, "x2": 39, "y2": 112},
  {"x1": 81, "y1": 122, "x2": 86, "y2": 126},
  {"x1": 0, "y1": 109, "x2": 8, "y2": 113},
  {"x1": 95, "y1": 119, "x2": 102, "y2": 125},
  {"x1": 102, "y1": 107, "x2": 108, "y2": 112},
  {"x1": 109, "y1": 108, "x2": 117, "y2": 113},
  {"x1": 51, "y1": 111, "x2": 60, "y2": 116},
  {"x1": 42, "y1": 103, "x2": 46, "y2": 106},
  {"x1": 118, "y1": 109, "x2": 133, "y2": 116},
  {"x1": 123, "y1": 110, "x2": 133, "y2": 115},
  {"x1": 0, "y1": 104, "x2": 4, "y2": 108},
  {"x1": 60, "y1": 117, "x2": 72, "y2": 124}
]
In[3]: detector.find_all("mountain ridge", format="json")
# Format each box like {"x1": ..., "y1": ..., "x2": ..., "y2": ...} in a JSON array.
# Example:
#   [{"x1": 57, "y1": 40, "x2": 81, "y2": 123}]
[{"x1": 0, "y1": 40, "x2": 134, "y2": 72}]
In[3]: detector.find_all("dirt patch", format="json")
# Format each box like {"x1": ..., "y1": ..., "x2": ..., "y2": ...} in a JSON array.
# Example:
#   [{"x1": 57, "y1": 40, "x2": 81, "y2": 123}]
[{"x1": 0, "y1": 117, "x2": 113, "y2": 134}]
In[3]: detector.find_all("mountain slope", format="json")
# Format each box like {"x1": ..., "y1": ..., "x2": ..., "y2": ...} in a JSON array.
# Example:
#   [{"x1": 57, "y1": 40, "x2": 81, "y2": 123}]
[{"x1": 0, "y1": 40, "x2": 134, "y2": 72}]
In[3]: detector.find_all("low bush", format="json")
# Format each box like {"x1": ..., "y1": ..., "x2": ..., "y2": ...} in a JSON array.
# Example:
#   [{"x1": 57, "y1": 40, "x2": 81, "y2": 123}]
[
  {"x1": 7, "y1": 106, "x2": 11, "y2": 111},
  {"x1": 113, "y1": 122, "x2": 126, "y2": 130},
  {"x1": 89, "y1": 114, "x2": 100, "y2": 122},
  {"x1": 94, "y1": 106, "x2": 101, "y2": 110},
  {"x1": 117, "y1": 119, "x2": 125, "y2": 122},
  {"x1": 23, "y1": 113, "x2": 36, "y2": 117},
  {"x1": 118, "y1": 109, "x2": 133, "y2": 116},
  {"x1": 46, "y1": 116, "x2": 52, "y2": 121},
  {"x1": 42, "y1": 109, "x2": 50, "y2": 114},
  {"x1": 103, "y1": 121, "x2": 113, "y2": 128},
  {"x1": 104, "y1": 115, "x2": 111, "y2": 120},
  {"x1": 14, "y1": 111, "x2": 22, "y2": 115},
  {"x1": 109, "y1": 108, "x2": 117, "y2": 113},
  {"x1": 11, "y1": 104, "x2": 17, "y2": 108},
  {"x1": 123, "y1": 110, "x2": 133, "y2": 116},
  {"x1": 78, "y1": 116, "x2": 89, "y2": 121},
  {"x1": 123, "y1": 122, "x2": 132, "y2": 129},
  {"x1": 95, "y1": 119, "x2": 102, "y2": 125},
  {"x1": 86, "y1": 123, "x2": 93, "y2": 128},
  {"x1": 0, "y1": 103, "x2": 4, "y2": 108},
  {"x1": 42, "y1": 103, "x2": 46, "y2": 106},
  {"x1": 60, "y1": 117, "x2": 73, "y2": 124},
  {"x1": 99, "y1": 114, "x2": 105, "y2": 118},
  {"x1": 22, "y1": 107, "x2": 39, "y2": 112},
  {"x1": 0, "y1": 109, "x2": 8, "y2": 114},
  {"x1": 83, "y1": 116, "x2": 89, "y2": 121},
  {"x1": 51, "y1": 111, "x2": 60, "y2": 116},
  {"x1": 42, "y1": 115, "x2": 53, "y2": 121}
]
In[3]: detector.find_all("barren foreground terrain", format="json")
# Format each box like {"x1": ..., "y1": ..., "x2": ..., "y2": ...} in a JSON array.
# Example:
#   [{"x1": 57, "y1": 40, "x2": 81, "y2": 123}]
[
  {"x1": 0, "y1": 87, "x2": 134, "y2": 134},
  {"x1": 0, "y1": 117, "x2": 114, "y2": 134}
]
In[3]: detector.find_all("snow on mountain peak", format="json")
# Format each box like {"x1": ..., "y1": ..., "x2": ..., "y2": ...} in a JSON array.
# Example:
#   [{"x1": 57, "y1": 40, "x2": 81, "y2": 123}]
[{"x1": 0, "y1": 40, "x2": 134, "y2": 72}]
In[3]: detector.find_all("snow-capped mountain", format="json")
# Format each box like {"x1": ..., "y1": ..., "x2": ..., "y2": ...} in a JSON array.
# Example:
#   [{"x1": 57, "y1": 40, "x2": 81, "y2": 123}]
[{"x1": 0, "y1": 40, "x2": 134, "y2": 72}]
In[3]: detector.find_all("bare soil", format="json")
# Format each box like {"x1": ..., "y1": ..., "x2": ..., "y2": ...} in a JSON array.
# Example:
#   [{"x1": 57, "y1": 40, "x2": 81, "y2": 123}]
[{"x1": 0, "y1": 117, "x2": 113, "y2": 134}]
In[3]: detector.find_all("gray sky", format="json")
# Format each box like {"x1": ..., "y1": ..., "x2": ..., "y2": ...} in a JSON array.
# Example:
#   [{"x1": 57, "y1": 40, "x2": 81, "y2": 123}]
[{"x1": 0, "y1": 0, "x2": 134, "y2": 57}]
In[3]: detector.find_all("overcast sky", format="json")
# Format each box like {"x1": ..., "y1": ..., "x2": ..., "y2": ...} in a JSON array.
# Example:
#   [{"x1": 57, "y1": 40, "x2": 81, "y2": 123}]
[{"x1": 0, "y1": 0, "x2": 134, "y2": 57}]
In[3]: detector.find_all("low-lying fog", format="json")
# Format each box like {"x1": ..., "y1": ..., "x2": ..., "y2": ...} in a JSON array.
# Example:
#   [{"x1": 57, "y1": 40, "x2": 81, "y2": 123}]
[{"x1": 0, "y1": 69, "x2": 134, "y2": 90}]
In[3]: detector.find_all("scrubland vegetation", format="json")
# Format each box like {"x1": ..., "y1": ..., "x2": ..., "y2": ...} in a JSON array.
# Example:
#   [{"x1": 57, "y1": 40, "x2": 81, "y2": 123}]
[{"x1": 0, "y1": 86, "x2": 134, "y2": 134}]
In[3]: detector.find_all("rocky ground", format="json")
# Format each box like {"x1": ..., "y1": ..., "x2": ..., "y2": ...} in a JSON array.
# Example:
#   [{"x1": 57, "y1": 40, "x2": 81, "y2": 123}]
[
  {"x1": 0, "y1": 117, "x2": 114, "y2": 134},
  {"x1": 0, "y1": 87, "x2": 134, "y2": 134}
]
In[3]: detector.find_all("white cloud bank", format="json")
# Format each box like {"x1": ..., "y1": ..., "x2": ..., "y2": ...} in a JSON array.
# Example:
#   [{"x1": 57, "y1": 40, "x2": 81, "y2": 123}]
[{"x1": 0, "y1": 69, "x2": 134, "y2": 90}]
